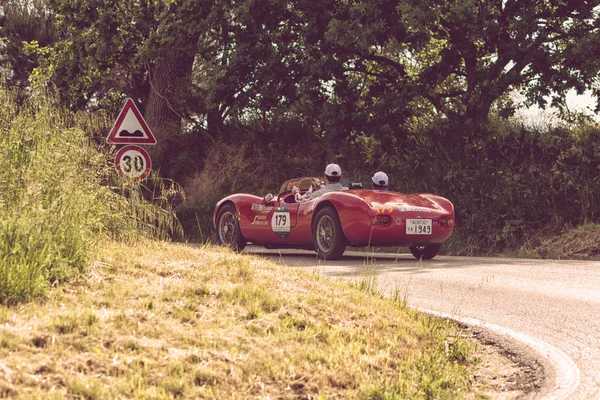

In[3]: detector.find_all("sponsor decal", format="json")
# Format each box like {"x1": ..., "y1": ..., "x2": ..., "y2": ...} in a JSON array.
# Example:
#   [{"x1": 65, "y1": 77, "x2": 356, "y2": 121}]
[
  {"x1": 398, "y1": 205, "x2": 431, "y2": 213},
  {"x1": 272, "y1": 206, "x2": 290, "y2": 238},
  {"x1": 252, "y1": 215, "x2": 268, "y2": 225},
  {"x1": 251, "y1": 204, "x2": 273, "y2": 213}
]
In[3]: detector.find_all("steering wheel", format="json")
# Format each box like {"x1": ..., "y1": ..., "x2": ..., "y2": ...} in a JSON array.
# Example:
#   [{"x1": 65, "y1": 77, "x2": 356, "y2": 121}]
[
  {"x1": 276, "y1": 178, "x2": 322, "y2": 203},
  {"x1": 295, "y1": 177, "x2": 322, "y2": 192}
]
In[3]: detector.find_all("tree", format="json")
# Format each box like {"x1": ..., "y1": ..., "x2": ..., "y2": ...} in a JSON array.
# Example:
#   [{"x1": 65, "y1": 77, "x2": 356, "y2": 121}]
[
  {"x1": 36, "y1": 0, "x2": 209, "y2": 167},
  {"x1": 19, "y1": 0, "x2": 600, "y2": 168},
  {"x1": 0, "y1": 0, "x2": 57, "y2": 98},
  {"x1": 399, "y1": 0, "x2": 600, "y2": 126}
]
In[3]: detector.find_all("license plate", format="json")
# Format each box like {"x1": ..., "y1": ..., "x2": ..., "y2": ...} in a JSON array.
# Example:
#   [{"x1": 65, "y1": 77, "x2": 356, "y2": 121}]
[{"x1": 406, "y1": 219, "x2": 432, "y2": 235}]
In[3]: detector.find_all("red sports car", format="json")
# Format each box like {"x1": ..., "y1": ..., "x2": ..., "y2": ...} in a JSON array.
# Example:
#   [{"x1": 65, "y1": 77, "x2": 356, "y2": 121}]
[{"x1": 213, "y1": 177, "x2": 455, "y2": 260}]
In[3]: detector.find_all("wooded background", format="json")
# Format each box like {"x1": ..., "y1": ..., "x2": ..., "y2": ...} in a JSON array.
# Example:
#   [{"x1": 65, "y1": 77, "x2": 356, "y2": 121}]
[{"x1": 2, "y1": 0, "x2": 600, "y2": 254}]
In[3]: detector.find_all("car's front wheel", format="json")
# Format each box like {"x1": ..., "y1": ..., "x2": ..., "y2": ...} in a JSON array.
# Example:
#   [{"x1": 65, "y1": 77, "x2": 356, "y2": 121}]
[
  {"x1": 216, "y1": 204, "x2": 247, "y2": 252},
  {"x1": 409, "y1": 243, "x2": 441, "y2": 260},
  {"x1": 313, "y1": 206, "x2": 346, "y2": 260}
]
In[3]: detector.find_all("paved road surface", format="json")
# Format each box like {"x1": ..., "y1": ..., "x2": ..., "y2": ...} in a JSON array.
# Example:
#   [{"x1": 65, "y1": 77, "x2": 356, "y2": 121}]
[{"x1": 244, "y1": 247, "x2": 600, "y2": 399}]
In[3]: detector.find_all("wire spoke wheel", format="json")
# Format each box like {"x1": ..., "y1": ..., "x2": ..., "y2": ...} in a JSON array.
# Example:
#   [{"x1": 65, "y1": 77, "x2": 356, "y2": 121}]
[
  {"x1": 216, "y1": 204, "x2": 247, "y2": 252},
  {"x1": 316, "y1": 215, "x2": 336, "y2": 253},
  {"x1": 218, "y1": 211, "x2": 238, "y2": 245},
  {"x1": 312, "y1": 206, "x2": 346, "y2": 260}
]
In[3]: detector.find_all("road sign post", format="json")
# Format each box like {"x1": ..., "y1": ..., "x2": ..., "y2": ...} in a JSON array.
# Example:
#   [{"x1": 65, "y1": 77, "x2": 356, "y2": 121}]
[
  {"x1": 114, "y1": 145, "x2": 152, "y2": 181},
  {"x1": 107, "y1": 98, "x2": 157, "y2": 181},
  {"x1": 106, "y1": 98, "x2": 157, "y2": 145}
]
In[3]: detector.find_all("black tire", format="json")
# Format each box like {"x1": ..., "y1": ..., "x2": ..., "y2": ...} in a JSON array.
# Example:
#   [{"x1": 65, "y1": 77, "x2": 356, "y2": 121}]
[
  {"x1": 216, "y1": 204, "x2": 247, "y2": 252},
  {"x1": 409, "y1": 243, "x2": 441, "y2": 260},
  {"x1": 312, "y1": 206, "x2": 346, "y2": 260}
]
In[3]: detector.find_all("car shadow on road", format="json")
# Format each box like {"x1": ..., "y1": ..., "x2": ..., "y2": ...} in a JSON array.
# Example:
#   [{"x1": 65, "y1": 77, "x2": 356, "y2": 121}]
[{"x1": 245, "y1": 249, "x2": 470, "y2": 275}]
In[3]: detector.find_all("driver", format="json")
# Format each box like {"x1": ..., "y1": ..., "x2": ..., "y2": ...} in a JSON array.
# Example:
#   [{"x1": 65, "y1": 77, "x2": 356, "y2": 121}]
[{"x1": 297, "y1": 163, "x2": 343, "y2": 202}]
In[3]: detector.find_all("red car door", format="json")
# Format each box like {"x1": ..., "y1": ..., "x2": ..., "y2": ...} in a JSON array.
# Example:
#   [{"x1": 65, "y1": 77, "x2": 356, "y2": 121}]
[{"x1": 243, "y1": 195, "x2": 300, "y2": 243}]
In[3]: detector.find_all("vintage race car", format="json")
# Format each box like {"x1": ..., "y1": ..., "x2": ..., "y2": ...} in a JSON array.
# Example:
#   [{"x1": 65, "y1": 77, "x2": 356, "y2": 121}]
[{"x1": 213, "y1": 177, "x2": 455, "y2": 260}]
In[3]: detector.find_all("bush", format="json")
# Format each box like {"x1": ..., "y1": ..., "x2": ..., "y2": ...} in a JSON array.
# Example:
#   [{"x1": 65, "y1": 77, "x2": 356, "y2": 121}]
[
  {"x1": 357, "y1": 118, "x2": 600, "y2": 255},
  {"x1": 178, "y1": 112, "x2": 600, "y2": 256},
  {"x1": 0, "y1": 87, "x2": 181, "y2": 303},
  {"x1": 179, "y1": 124, "x2": 329, "y2": 241}
]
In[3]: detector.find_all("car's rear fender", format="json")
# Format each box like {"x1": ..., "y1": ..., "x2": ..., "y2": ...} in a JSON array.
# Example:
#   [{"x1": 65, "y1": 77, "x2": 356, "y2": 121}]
[
  {"x1": 311, "y1": 194, "x2": 374, "y2": 244},
  {"x1": 420, "y1": 194, "x2": 455, "y2": 218}
]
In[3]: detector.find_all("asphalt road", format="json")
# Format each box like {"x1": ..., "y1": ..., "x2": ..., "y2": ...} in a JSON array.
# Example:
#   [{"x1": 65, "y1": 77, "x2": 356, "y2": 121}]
[{"x1": 243, "y1": 246, "x2": 600, "y2": 399}]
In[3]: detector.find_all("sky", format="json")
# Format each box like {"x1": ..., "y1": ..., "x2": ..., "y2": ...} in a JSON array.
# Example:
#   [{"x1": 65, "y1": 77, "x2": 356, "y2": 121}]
[{"x1": 515, "y1": 89, "x2": 599, "y2": 125}]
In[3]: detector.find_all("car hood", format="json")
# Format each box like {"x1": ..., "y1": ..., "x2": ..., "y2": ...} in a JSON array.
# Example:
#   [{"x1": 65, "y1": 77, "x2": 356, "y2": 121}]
[{"x1": 347, "y1": 190, "x2": 443, "y2": 211}]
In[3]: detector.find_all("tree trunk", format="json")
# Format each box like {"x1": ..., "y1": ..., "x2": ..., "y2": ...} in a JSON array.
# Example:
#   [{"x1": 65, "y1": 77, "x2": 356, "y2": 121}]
[
  {"x1": 144, "y1": 46, "x2": 196, "y2": 172},
  {"x1": 464, "y1": 95, "x2": 493, "y2": 129}
]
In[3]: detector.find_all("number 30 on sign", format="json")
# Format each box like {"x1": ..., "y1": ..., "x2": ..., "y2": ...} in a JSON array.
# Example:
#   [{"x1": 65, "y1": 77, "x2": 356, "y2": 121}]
[{"x1": 115, "y1": 145, "x2": 152, "y2": 181}]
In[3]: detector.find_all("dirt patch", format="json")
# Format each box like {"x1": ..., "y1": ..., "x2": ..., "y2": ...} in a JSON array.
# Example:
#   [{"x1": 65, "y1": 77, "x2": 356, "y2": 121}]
[{"x1": 465, "y1": 325, "x2": 546, "y2": 399}]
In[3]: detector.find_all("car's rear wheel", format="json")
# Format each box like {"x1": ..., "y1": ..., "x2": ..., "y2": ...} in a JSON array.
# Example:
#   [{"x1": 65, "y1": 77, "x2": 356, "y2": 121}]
[
  {"x1": 216, "y1": 204, "x2": 247, "y2": 252},
  {"x1": 409, "y1": 243, "x2": 441, "y2": 260},
  {"x1": 313, "y1": 206, "x2": 346, "y2": 260}
]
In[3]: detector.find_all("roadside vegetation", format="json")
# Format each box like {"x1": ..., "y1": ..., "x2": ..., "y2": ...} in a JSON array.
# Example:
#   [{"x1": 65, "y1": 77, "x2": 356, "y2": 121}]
[
  {"x1": 530, "y1": 223, "x2": 600, "y2": 260},
  {"x1": 0, "y1": 81, "x2": 517, "y2": 399},
  {"x1": 0, "y1": 86, "x2": 181, "y2": 304},
  {"x1": 0, "y1": 239, "x2": 497, "y2": 399}
]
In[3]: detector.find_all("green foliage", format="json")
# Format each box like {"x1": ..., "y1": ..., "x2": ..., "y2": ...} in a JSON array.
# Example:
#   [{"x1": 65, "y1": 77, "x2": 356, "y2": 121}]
[
  {"x1": 361, "y1": 116, "x2": 600, "y2": 255},
  {"x1": 0, "y1": 85, "x2": 181, "y2": 304},
  {"x1": 400, "y1": 0, "x2": 600, "y2": 123},
  {"x1": 0, "y1": 0, "x2": 58, "y2": 96}
]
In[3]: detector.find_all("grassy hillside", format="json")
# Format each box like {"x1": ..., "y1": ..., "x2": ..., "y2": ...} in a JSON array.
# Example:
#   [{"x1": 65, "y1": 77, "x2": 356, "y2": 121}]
[{"x1": 0, "y1": 240, "x2": 509, "y2": 399}]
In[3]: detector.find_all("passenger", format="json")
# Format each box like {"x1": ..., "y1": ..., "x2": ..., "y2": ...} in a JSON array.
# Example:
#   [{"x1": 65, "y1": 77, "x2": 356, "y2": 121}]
[
  {"x1": 297, "y1": 163, "x2": 343, "y2": 202},
  {"x1": 371, "y1": 171, "x2": 389, "y2": 191}
]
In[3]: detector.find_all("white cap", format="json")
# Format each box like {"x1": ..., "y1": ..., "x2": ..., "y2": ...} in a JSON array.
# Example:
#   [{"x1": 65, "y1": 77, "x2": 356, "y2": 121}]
[
  {"x1": 372, "y1": 171, "x2": 388, "y2": 186},
  {"x1": 325, "y1": 163, "x2": 342, "y2": 177}
]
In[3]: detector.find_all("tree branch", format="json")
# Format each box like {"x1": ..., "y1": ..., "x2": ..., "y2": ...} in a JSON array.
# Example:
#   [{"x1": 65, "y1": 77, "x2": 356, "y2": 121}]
[{"x1": 362, "y1": 53, "x2": 408, "y2": 78}]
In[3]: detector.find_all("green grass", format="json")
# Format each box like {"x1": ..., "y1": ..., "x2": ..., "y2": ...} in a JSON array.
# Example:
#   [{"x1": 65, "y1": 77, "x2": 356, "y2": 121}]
[
  {"x1": 0, "y1": 86, "x2": 181, "y2": 304},
  {"x1": 0, "y1": 240, "x2": 491, "y2": 399}
]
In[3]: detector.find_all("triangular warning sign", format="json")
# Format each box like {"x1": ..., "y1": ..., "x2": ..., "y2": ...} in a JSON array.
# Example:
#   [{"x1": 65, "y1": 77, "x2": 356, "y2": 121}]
[{"x1": 106, "y1": 98, "x2": 157, "y2": 145}]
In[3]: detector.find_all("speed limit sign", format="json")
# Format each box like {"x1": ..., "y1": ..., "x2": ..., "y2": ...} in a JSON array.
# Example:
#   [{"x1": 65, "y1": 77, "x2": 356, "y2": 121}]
[{"x1": 114, "y1": 145, "x2": 152, "y2": 181}]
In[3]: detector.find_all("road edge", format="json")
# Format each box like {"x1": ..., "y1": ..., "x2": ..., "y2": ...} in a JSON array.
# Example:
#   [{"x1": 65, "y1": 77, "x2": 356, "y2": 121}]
[{"x1": 418, "y1": 308, "x2": 581, "y2": 400}]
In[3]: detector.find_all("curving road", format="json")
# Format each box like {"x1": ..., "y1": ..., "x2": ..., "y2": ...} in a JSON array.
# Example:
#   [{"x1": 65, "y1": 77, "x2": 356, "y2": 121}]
[{"x1": 243, "y1": 247, "x2": 600, "y2": 399}]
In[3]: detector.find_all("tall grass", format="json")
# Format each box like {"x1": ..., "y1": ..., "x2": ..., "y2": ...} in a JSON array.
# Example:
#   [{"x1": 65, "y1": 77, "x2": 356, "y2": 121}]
[{"x1": 0, "y1": 86, "x2": 181, "y2": 303}]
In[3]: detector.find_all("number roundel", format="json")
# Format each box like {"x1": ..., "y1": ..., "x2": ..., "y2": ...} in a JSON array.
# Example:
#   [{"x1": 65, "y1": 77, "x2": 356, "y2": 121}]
[
  {"x1": 114, "y1": 145, "x2": 152, "y2": 181},
  {"x1": 271, "y1": 206, "x2": 291, "y2": 238}
]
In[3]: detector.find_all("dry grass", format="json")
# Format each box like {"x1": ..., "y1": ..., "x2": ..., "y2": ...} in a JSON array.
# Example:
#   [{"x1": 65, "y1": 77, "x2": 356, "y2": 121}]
[
  {"x1": 0, "y1": 240, "x2": 480, "y2": 399},
  {"x1": 531, "y1": 223, "x2": 600, "y2": 260}
]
